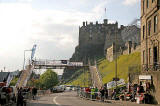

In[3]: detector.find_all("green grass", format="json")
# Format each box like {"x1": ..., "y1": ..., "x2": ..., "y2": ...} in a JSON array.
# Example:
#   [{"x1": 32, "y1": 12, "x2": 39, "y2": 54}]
[
  {"x1": 66, "y1": 70, "x2": 90, "y2": 87},
  {"x1": 66, "y1": 52, "x2": 141, "y2": 87},
  {"x1": 98, "y1": 52, "x2": 141, "y2": 84}
]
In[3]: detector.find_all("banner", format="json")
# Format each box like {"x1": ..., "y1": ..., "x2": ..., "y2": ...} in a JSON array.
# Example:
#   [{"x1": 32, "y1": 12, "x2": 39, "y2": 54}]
[{"x1": 107, "y1": 79, "x2": 125, "y2": 89}]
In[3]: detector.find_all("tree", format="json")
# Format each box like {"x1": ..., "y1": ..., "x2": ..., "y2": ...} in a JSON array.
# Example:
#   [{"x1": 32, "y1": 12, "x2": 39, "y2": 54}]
[
  {"x1": 10, "y1": 77, "x2": 18, "y2": 86},
  {"x1": 39, "y1": 69, "x2": 59, "y2": 89}
]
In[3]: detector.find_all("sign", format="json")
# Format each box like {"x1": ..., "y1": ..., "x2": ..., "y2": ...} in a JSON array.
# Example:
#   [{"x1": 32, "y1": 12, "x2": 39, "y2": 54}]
[
  {"x1": 107, "y1": 79, "x2": 125, "y2": 89},
  {"x1": 139, "y1": 75, "x2": 151, "y2": 80},
  {"x1": 68, "y1": 62, "x2": 83, "y2": 66}
]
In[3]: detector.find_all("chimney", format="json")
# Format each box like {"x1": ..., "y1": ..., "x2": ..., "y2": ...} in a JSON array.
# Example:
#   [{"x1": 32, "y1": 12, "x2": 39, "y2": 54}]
[
  {"x1": 104, "y1": 19, "x2": 108, "y2": 24},
  {"x1": 96, "y1": 21, "x2": 98, "y2": 25},
  {"x1": 83, "y1": 22, "x2": 85, "y2": 26},
  {"x1": 86, "y1": 21, "x2": 88, "y2": 26}
]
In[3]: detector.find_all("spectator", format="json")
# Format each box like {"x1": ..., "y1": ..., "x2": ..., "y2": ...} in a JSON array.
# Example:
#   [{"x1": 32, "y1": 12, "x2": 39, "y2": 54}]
[
  {"x1": 32, "y1": 87, "x2": 37, "y2": 100},
  {"x1": 104, "y1": 87, "x2": 108, "y2": 99},
  {"x1": 95, "y1": 87, "x2": 98, "y2": 99},
  {"x1": 91, "y1": 87, "x2": 95, "y2": 99},
  {"x1": 100, "y1": 87, "x2": 105, "y2": 101},
  {"x1": 17, "y1": 87, "x2": 24, "y2": 106}
]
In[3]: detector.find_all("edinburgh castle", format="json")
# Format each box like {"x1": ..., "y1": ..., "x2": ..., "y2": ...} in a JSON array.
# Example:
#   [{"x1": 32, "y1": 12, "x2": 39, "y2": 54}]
[
  {"x1": 70, "y1": 19, "x2": 140, "y2": 63},
  {"x1": 62, "y1": 19, "x2": 140, "y2": 81}
]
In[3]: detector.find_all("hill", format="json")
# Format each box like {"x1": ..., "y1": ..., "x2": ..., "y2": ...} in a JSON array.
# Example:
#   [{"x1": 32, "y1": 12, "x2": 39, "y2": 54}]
[
  {"x1": 66, "y1": 52, "x2": 141, "y2": 86},
  {"x1": 98, "y1": 52, "x2": 141, "y2": 84}
]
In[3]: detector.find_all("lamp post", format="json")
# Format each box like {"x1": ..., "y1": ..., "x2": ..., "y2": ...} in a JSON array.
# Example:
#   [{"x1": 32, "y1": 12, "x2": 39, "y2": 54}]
[
  {"x1": 23, "y1": 50, "x2": 32, "y2": 70},
  {"x1": 114, "y1": 28, "x2": 118, "y2": 96}
]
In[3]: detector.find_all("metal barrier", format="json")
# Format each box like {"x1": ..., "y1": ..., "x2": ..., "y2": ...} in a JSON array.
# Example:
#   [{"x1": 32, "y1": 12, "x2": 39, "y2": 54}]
[{"x1": 77, "y1": 89, "x2": 101, "y2": 101}]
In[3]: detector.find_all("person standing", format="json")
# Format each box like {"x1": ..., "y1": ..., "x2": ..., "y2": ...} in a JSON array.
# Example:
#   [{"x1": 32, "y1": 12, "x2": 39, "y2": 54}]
[
  {"x1": 104, "y1": 87, "x2": 108, "y2": 99},
  {"x1": 100, "y1": 87, "x2": 105, "y2": 101},
  {"x1": 32, "y1": 87, "x2": 37, "y2": 100},
  {"x1": 17, "y1": 88, "x2": 23, "y2": 106}
]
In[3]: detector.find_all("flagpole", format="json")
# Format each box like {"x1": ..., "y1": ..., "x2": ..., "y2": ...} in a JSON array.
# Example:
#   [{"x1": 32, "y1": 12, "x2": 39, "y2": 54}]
[{"x1": 105, "y1": 8, "x2": 107, "y2": 18}]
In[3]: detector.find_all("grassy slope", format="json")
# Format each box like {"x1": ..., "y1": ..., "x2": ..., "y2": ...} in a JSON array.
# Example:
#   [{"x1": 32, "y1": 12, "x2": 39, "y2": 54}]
[
  {"x1": 66, "y1": 52, "x2": 141, "y2": 86},
  {"x1": 98, "y1": 52, "x2": 141, "y2": 84},
  {"x1": 67, "y1": 70, "x2": 90, "y2": 87}
]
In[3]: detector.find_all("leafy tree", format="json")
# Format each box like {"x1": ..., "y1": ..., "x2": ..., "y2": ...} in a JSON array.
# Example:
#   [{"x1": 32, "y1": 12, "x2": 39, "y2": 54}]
[
  {"x1": 10, "y1": 77, "x2": 18, "y2": 86},
  {"x1": 39, "y1": 69, "x2": 59, "y2": 89}
]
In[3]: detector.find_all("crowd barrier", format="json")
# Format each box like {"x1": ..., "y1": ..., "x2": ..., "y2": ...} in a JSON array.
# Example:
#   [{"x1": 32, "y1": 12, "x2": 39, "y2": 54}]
[{"x1": 77, "y1": 89, "x2": 103, "y2": 101}]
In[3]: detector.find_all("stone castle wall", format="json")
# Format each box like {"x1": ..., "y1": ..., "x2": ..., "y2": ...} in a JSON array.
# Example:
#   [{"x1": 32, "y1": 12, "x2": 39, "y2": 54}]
[
  {"x1": 122, "y1": 43, "x2": 141, "y2": 55},
  {"x1": 70, "y1": 19, "x2": 121, "y2": 62},
  {"x1": 106, "y1": 25, "x2": 141, "y2": 61}
]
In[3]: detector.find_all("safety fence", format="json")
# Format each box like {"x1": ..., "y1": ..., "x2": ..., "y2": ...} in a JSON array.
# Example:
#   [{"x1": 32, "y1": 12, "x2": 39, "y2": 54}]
[{"x1": 77, "y1": 89, "x2": 106, "y2": 101}]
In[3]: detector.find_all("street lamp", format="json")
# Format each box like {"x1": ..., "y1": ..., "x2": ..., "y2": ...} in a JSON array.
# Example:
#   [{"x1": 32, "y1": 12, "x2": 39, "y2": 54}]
[
  {"x1": 22, "y1": 44, "x2": 37, "y2": 70},
  {"x1": 23, "y1": 49, "x2": 32, "y2": 70},
  {"x1": 114, "y1": 28, "x2": 118, "y2": 97}
]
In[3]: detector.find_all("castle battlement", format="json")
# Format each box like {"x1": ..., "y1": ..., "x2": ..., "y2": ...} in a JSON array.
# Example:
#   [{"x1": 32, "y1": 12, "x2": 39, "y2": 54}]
[{"x1": 81, "y1": 19, "x2": 118, "y2": 28}]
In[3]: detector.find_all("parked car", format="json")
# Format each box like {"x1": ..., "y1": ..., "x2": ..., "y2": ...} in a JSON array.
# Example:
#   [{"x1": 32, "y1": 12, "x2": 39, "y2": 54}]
[{"x1": 51, "y1": 86, "x2": 64, "y2": 93}]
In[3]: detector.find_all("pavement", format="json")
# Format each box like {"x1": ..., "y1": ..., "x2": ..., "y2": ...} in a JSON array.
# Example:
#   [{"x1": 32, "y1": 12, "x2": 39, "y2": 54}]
[{"x1": 26, "y1": 91, "x2": 159, "y2": 106}]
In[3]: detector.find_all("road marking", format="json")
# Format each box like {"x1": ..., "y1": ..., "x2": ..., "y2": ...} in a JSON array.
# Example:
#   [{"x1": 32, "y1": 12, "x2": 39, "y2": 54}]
[{"x1": 53, "y1": 96, "x2": 61, "y2": 106}]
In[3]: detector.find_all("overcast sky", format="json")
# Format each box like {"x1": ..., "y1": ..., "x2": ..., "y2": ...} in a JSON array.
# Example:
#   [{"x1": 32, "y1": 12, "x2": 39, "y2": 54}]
[{"x1": 0, "y1": 0, "x2": 140, "y2": 74}]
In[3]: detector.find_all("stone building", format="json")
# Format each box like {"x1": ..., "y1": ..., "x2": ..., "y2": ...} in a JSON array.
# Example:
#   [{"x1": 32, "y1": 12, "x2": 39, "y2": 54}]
[
  {"x1": 141, "y1": 0, "x2": 160, "y2": 71},
  {"x1": 141, "y1": 0, "x2": 160, "y2": 103},
  {"x1": 121, "y1": 25, "x2": 141, "y2": 45},
  {"x1": 105, "y1": 25, "x2": 141, "y2": 61},
  {"x1": 70, "y1": 19, "x2": 123, "y2": 63}
]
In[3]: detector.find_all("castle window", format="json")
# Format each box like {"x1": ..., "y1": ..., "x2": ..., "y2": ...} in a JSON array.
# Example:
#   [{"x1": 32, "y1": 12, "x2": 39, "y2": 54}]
[
  {"x1": 147, "y1": 0, "x2": 149, "y2": 8},
  {"x1": 153, "y1": 46, "x2": 158, "y2": 66},
  {"x1": 149, "y1": 48, "x2": 151, "y2": 64},
  {"x1": 143, "y1": 50, "x2": 145, "y2": 64},
  {"x1": 154, "y1": 15, "x2": 157, "y2": 33},
  {"x1": 143, "y1": 0, "x2": 145, "y2": 13},
  {"x1": 148, "y1": 20, "x2": 151, "y2": 36},
  {"x1": 143, "y1": 25, "x2": 145, "y2": 39}
]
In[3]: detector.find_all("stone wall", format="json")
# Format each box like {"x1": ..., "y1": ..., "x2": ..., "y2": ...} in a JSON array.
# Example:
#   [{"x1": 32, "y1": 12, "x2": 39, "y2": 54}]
[
  {"x1": 121, "y1": 25, "x2": 141, "y2": 45},
  {"x1": 70, "y1": 19, "x2": 120, "y2": 63},
  {"x1": 106, "y1": 43, "x2": 122, "y2": 62},
  {"x1": 106, "y1": 44, "x2": 115, "y2": 62},
  {"x1": 122, "y1": 41, "x2": 141, "y2": 55}
]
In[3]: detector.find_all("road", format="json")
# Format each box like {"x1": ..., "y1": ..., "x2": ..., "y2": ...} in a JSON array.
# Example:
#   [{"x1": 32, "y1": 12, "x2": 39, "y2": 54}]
[{"x1": 27, "y1": 91, "x2": 157, "y2": 106}]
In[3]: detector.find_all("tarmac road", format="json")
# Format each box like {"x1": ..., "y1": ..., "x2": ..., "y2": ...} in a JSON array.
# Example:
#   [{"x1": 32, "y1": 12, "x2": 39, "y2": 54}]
[{"x1": 27, "y1": 91, "x2": 158, "y2": 106}]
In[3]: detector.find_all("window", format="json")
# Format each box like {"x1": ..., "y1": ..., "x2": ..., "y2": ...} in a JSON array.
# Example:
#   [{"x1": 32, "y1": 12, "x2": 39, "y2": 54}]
[
  {"x1": 143, "y1": 50, "x2": 145, "y2": 64},
  {"x1": 143, "y1": 0, "x2": 145, "y2": 13},
  {"x1": 147, "y1": 0, "x2": 149, "y2": 8},
  {"x1": 154, "y1": 15, "x2": 157, "y2": 33},
  {"x1": 153, "y1": 47, "x2": 158, "y2": 65},
  {"x1": 148, "y1": 20, "x2": 151, "y2": 36},
  {"x1": 143, "y1": 25, "x2": 145, "y2": 39},
  {"x1": 149, "y1": 48, "x2": 151, "y2": 64}
]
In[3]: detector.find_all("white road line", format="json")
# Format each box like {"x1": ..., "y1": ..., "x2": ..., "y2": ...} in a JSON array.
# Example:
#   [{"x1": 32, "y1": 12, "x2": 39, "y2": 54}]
[{"x1": 53, "y1": 96, "x2": 61, "y2": 106}]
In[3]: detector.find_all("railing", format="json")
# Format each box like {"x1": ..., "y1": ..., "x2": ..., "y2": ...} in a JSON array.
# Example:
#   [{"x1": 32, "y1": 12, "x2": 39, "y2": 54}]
[
  {"x1": 142, "y1": 63, "x2": 160, "y2": 71},
  {"x1": 77, "y1": 89, "x2": 101, "y2": 101}
]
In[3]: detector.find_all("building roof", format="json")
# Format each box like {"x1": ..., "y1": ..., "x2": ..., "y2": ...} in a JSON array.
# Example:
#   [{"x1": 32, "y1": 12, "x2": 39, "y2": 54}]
[{"x1": 0, "y1": 72, "x2": 10, "y2": 82}]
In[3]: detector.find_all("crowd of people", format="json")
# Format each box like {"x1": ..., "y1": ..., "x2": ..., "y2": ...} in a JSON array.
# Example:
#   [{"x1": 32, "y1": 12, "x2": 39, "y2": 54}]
[
  {"x1": 79, "y1": 87, "x2": 111, "y2": 101},
  {"x1": 78, "y1": 83, "x2": 153, "y2": 104},
  {"x1": 0, "y1": 85, "x2": 38, "y2": 106}
]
